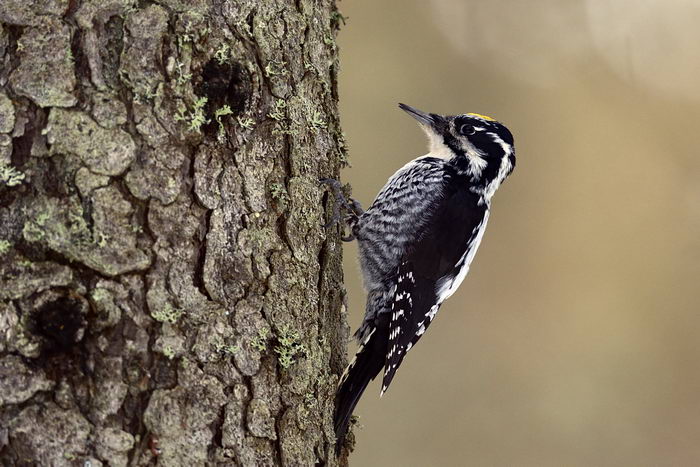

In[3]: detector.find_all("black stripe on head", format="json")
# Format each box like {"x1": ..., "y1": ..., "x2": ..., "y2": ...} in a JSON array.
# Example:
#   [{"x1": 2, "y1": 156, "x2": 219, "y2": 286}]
[
  {"x1": 498, "y1": 125, "x2": 514, "y2": 146},
  {"x1": 467, "y1": 131, "x2": 507, "y2": 159},
  {"x1": 442, "y1": 131, "x2": 464, "y2": 158}
]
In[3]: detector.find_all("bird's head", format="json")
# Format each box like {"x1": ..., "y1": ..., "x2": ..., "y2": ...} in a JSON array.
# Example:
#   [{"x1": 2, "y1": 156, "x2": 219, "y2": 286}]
[{"x1": 399, "y1": 103, "x2": 515, "y2": 199}]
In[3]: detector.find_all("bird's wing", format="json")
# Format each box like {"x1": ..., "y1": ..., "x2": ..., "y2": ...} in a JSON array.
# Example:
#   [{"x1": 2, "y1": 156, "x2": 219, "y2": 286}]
[{"x1": 381, "y1": 176, "x2": 488, "y2": 395}]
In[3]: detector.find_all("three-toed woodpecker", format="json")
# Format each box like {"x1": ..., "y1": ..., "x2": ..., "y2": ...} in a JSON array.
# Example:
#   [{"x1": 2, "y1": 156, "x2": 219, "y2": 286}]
[{"x1": 333, "y1": 103, "x2": 516, "y2": 447}]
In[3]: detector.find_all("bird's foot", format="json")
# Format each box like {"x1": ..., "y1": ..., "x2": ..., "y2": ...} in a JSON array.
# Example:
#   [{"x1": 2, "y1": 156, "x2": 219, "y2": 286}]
[{"x1": 320, "y1": 178, "x2": 364, "y2": 241}]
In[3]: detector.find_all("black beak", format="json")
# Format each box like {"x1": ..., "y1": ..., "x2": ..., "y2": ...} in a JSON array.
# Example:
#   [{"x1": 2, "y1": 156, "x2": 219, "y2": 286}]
[
  {"x1": 399, "y1": 103, "x2": 445, "y2": 130},
  {"x1": 399, "y1": 103, "x2": 433, "y2": 125}
]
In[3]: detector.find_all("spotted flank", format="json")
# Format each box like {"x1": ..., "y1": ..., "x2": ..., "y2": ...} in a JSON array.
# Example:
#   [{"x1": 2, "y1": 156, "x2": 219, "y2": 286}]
[
  {"x1": 381, "y1": 261, "x2": 415, "y2": 396},
  {"x1": 467, "y1": 112, "x2": 496, "y2": 122}
]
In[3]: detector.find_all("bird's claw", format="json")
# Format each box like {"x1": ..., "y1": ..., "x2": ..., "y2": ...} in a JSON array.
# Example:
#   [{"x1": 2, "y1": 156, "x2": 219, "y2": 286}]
[{"x1": 320, "y1": 177, "x2": 364, "y2": 239}]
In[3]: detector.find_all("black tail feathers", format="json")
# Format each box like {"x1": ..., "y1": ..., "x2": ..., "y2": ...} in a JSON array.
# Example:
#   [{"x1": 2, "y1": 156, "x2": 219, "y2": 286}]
[{"x1": 334, "y1": 327, "x2": 386, "y2": 453}]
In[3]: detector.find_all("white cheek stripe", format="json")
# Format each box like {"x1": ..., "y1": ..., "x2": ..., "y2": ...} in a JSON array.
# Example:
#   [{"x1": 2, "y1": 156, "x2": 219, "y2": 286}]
[
  {"x1": 458, "y1": 138, "x2": 488, "y2": 181},
  {"x1": 484, "y1": 157, "x2": 512, "y2": 201},
  {"x1": 490, "y1": 132, "x2": 512, "y2": 157},
  {"x1": 480, "y1": 133, "x2": 513, "y2": 202}
]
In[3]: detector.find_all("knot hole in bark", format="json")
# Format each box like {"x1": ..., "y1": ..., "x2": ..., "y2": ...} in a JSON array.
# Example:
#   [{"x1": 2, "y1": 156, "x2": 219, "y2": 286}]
[
  {"x1": 196, "y1": 59, "x2": 250, "y2": 136},
  {"x1": 31, "y1": 293, "x2": 88, "y2": 354}
]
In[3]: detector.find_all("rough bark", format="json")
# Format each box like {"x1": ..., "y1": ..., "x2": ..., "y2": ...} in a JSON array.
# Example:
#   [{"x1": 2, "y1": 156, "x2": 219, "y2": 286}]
[{"x1": 0, "y1": 0, "x2": 349, "y2": 465}]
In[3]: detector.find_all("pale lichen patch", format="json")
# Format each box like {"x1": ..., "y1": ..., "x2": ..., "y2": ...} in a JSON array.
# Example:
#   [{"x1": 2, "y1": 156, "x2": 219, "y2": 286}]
[
  {"x1": 94, "y1": 428, "x2": 134, "y2": 467},
  {"x1": 120, "y1": 5, "x2": 169, "y2": 98},
  {"x1": 91, "y1": 92, "x2": 128, "y2": 129},
  {"x1": 0, "y1": 0, "x2": 68, "y2": 26},
  {"x1": 8, "y1": 18, "x2": 77, "y2": 107},
  {"x1": 246, "y1": 398, "x2": 277, "y2": 439},
  {"x1": 90, "y1": 286, "x2": 122, "y2": 331},
  {"x1": 0, "y1": 259, "x2": 73, "y2": 300},
  {"x1": 143, "y1": 360, "x2": 226, "y2": 464},
  {"x1": 0, "y1": 92, "x2": 15, "y2": 134},
  {"x1": 74, "y1": 167, "x2": 110, "y2": 196},
  {"x1": 0, "y1": 163, "x2": 25, "y2": 187},
  {"x1": 8, "y1": 403, "x2": 91, "y2": 465},
  {"x1": 125, "y1": 146, "x2": 185, "y2": 205},
  {"x1": 46, "y1": 109, "x2": 136, "y2": 176},
  {"x1": 285, "y1": 176, "x2": 325, "y2": 263},
  {"x1": 22, "y1": 189, "x2": 150, "y2": 276},
  {"x1": 0, "y1": 355, "x2": 53, "y2": 405}
]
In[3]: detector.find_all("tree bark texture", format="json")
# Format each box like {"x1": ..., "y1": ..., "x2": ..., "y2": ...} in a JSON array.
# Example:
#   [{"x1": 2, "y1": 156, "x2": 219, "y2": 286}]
[{"x1": 0, "y1": 0, "x2": 349, "y2": 465}]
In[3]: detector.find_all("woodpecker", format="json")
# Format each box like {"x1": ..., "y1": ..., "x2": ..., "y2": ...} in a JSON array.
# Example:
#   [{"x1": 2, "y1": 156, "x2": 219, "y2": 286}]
[{"x1": 331, "y1": 103, "x2": 516, "y2": 449}]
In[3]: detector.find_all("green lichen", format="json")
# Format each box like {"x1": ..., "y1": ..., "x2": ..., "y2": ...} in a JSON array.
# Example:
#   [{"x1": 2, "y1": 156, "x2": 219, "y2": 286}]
[
  {"x1": 269, "y1": 183, "x2": 289, "y2": 209},
  {"x1": 274, "y1": 326, "x2": 305, "y2": 369},
  {"x1": 0, "y1": 240, "x2": 11, "y2": 255},
  {"x1": 331, "y1": 10, "x2": 349, "y2": 26},
  {"x1": 304, "y1": 392, "x2": 315, "y2": 406},
  {"x1": 267, "y1": 99, "x2": 287, "y2": 121},
  {"x1": 264, "y1": 60, "x2": 287, "y2": 77},
  {"x1": 269, "y1": 183, "x2": 286, "y2": 199},
  {"x1": 237, "y1": 116, "x2": 255, "y2": 130},
  {"x1": 94, "y1": 232, "x2": 109, "y2": 248},
  {"x1": 91, "y1": 288, "x2": 111, "y2": 304},
  {"x1": 65, "y1": 46, "x2": 74, "y2": 65},
  {"x1": 271, "y1": 127, "x2": 299, "y2": 136},
  {"x1": 162, "y1": 345, "x2": 175, "y2": 359},
  {"x1": 214, "y1": 43, "x2": 230, "y2": 65},
  {"x1": 65, "y1": 207, "x2": 100, "y2": 247},
  {"x1": 121, "y1": 4, "x2": 139, "y2": 17},
  {"x1": 136, "y1": 85, "x2": 163, "y2": 104},
  {"x1": 188, "y1": 97, "x2": 209, "y2": 132},
  {"x1": 23, "y1": 210, "x2": 50, "y2": 242},
  {"x1": 251, "y1": 328, "x2": 269, "y2": 352},
  {"x1": 175, "y1": 96, "x2": 209, "y2": 133},
  {"x1": 151, "y1": 304, "x2": 183, "y2": 324},
  {"x1": 214, "y1": 105, "x2": 233, "y2": 139},
  {"x1": 178, "y1": 34, "x2": 193, "y2": 46},
  {"x1": 0, "y1": 163, "x2": 25, "y2": 187},
  {"x1": 21, "y1": 192, "x2": 149, "y2": 276},
  {"x1": 214, "y1": 340, "x2": 239, "y2": 356},
  {"x1": 309, "y1": 110, "x2": 326, "y2": 130},
  {"x1": 174, "y1": 60, "x2": 192, "y2": 87},
  {"x1": 179, "y1": 10, "x2": 209, "y2": 42}
]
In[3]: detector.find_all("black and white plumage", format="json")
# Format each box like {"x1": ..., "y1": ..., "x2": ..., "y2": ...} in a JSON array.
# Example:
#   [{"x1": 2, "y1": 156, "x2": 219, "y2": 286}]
[{"x1": 333, "y1": 104, "x2": 516, "y2": 448}]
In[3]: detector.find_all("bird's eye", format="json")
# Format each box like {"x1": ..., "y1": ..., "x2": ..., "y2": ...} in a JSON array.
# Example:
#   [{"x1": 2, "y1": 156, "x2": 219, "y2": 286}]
[{"x1": 459, "y1": 124, "x2": 475, "y2": 136}]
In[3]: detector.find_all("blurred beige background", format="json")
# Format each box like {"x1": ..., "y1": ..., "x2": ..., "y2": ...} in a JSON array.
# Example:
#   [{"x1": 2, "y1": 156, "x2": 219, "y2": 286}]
[{"x1": 337, "y1": 1, "x2": 700, "y2": 465}]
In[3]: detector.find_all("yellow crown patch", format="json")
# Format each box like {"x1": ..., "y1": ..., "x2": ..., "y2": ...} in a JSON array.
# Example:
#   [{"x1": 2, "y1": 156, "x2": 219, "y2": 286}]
[{"x1": 467, "y1": 113, "x2": 496, "y2": 122}]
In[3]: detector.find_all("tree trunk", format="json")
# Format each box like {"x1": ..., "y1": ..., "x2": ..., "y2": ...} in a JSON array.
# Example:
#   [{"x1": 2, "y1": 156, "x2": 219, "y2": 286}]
[{"x1": 0, "y1": 0, "x2": 349, "y2": 465}]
